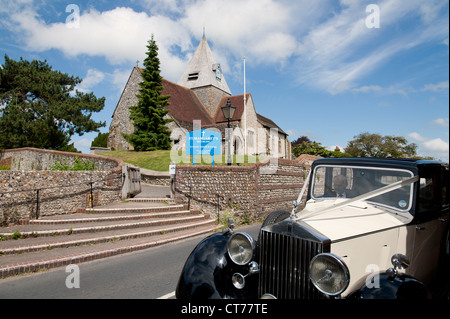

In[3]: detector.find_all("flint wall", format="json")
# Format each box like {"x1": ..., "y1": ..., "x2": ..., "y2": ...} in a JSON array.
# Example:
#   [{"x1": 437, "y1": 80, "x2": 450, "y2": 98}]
[
  {"x1": 0, "y1": 148, "x2": 125, "y2": 224},
  {"x1": 173, "y1": 158, "x2": 313, "y2": 224}
]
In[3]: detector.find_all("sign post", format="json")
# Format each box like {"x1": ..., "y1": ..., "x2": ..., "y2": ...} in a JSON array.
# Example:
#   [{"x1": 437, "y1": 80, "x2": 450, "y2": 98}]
[{"x1": 186, "y1": 129, "x2": 222, "y2": 166}]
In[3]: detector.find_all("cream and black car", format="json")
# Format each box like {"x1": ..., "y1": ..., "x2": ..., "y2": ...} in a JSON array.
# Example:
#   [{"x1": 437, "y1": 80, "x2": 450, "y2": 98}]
[{"x1": 176, "y1": 158, "x2": 449, "y2": 299}]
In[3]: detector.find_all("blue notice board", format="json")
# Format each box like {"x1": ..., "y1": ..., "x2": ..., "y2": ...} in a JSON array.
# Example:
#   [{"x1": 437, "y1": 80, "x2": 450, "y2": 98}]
[{"x1": 187, "y1": 129, "x2": 221, "y2": 165}]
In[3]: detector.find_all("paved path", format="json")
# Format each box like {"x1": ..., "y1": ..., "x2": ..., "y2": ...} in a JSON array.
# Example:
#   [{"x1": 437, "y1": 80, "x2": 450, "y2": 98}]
[{"x1": 135, "y1": 183, "x2": 171, "y2": 199}]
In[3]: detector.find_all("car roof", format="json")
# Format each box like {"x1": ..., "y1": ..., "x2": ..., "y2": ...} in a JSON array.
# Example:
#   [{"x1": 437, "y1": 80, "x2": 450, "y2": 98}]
[{"x1": 312, "y1": 157, "x2": 447, "y2": 170}]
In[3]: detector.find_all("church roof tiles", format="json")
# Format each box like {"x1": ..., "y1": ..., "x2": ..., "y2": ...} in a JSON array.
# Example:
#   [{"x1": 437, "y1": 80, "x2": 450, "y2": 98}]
[{"x1": 161, "y1": 78, "x2": 214, "y2": 126}]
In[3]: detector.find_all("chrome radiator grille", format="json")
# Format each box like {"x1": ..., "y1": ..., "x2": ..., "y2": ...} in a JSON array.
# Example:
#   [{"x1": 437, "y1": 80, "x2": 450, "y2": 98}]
[{"x1": 258, "y1": 230, "x2": 324, "y2": 299}]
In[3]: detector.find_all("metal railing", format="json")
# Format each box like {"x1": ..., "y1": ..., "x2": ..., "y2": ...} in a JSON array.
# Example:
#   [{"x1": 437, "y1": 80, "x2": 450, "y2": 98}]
[
  {"x1": 0, "y1": 174, "x2": 123, "y2": 220},
  {"x1": 172, "y1": 177, "x2": 225, "y2": 223}
]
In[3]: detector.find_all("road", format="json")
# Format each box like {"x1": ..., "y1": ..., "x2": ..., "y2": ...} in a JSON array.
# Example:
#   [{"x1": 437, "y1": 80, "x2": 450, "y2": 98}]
[{"x1": 0, "y1": 224, "x2": 261, "y2": 299}]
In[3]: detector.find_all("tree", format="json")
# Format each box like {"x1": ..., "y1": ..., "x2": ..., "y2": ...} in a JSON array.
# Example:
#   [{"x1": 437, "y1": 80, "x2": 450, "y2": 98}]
[
  {"x1": 0, "y1": 55, "x2": 105, "y2": 151},
  {"x1": 345, "y1": 132, "x2": 417, "y2": 158},
  {"x1": 293, "y1": 141, "x2": 329, "y2": 157},
  {"x1": 91, "y1": 132, "x2": 109, "y2": 148},
  {"x1": 291, "y1": 136, "x2": 312, "y2": 148},
  {"x1": 122, "y1": 35, "x2": 173, "y2": 151}
]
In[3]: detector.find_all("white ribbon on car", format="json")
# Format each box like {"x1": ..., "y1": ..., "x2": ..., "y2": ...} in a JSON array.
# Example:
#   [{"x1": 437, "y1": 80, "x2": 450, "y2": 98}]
[{"x1": 294, "y1": 175, "x2": 419, "y2": 221}]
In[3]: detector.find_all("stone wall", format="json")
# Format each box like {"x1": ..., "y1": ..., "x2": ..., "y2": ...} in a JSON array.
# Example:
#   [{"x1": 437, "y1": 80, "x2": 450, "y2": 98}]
[
  {"x1": 141, "y1": 173, "x2": 171, "y2": 186},
  {"x1": 108, "y1": 67, "x2": 141, "y2": 151},
  {"x1": 3, "y1": 148, "x2": 120, "y2": 171},
  {"x1": 173, "y1": 158, "x2": 312, "y2": 224},
  {"x1": 0, "y1": 148, "x2": 126, "y2": 225},
  {"x1": 0, "y1": 170, "x2": 122, "y2": 224}
]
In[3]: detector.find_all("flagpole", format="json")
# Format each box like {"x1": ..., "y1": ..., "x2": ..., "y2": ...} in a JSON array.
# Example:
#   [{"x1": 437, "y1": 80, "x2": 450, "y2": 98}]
[{"x1": 243, "y1": 56, "x2": 247, "y2": 157}]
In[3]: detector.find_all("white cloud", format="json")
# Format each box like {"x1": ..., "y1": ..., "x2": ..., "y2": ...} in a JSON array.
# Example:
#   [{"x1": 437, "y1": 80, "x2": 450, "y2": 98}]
[
  {"x1": 112, "y1": 68, "x2": 133, "y2": 91},
  {"x1": 77, "y1": 69, "x2": 105, "y2": 92},
  {"x1": 422, "y1": 81, "x2": 449, "y2": 93},
  {"x1": 293, "y1": 0, "x2": 449, "y2": 92},
  {"x1": 409, "y1": 132, "x2": 449, "y2": 161},
  {"x1": 2, "y1": 0, "x2": 305, "y2": 80},
  {"x1": 73, "y1": 138, "x2": 93, "y2": 153},
  {"x1": 408, "y1": 132, "x2": 428, "y2": 142},
  {"x1": 433, "y1": 118, "x2": 449, "y2": 127},
  {"x1": 180, "y1": 0, "x2": 298, "y2": 65},
  {"x1": 137, "y1": 0, "x2": 194, "y2": 16},
  {"x1": 352, "y1": 85, "x2": 383, "y2": 93},
  {"x1": 350, "y1": 83, "x2": 415, "y2": 96},
  {"x1": 2, "y1": 0, "x2": 448, "y2": 92},
  {"x1": 423, "y1": 138, "x2": 449, "y2": 153},
  {"x1": 5, "y1": 5, "x2": 191, "y2": 80}
]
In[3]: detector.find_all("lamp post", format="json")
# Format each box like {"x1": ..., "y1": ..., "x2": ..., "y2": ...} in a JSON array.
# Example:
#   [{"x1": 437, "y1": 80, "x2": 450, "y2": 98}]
[{"x1": 221, "y1": 98, "x2": 236, "y2": 166}]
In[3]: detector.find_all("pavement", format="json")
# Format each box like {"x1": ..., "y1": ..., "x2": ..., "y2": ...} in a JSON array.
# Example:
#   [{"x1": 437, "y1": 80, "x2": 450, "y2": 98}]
[
  {"x1": 134, "y1": 183, "x2": 171, "y2": 199},
  {"x1": 0, "y1": 184, "x2": 221, "y2": 279}
]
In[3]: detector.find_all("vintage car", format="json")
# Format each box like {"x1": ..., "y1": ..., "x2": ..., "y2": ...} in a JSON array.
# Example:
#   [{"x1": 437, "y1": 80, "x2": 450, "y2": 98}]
[{"x1": 176, "y1": 158, "x2": 449, "y2": 299}]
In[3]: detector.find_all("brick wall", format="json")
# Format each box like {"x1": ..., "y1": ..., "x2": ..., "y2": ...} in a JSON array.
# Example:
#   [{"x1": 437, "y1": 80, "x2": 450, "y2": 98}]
[{"x1": 173, "y1": 158, "x2": 313, "y2": 224}]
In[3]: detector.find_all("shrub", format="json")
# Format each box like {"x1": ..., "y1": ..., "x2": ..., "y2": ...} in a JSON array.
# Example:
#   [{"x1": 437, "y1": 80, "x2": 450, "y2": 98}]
[{"x1": 49, "y1": 157, "x2": 95, "y2": 171}]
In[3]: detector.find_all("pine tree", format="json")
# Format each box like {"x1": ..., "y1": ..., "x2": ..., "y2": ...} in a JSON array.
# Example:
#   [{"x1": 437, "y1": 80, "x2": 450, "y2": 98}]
[
  {"x1": 123, "y1": 35, "x2": 173, "y2": 151},
  {"x1": 0, "y1": 55, "x2": 105, "y2": 151}
]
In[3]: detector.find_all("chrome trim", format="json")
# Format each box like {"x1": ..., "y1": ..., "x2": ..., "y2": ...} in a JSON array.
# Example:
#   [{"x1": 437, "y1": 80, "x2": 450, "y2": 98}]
[
  {"x1": 309, "y1": 253, "x2": 350, "y2": 296},
  {"x1": 260, "y1": 293, "x2": 277, "y2": 299},
  {"x1": 308, "y1": 165, "x2": 416, "y2": 214},
  {"x1": 227, "y1": 232, "x2": 255, "y2": 266},
  {"x1": 232, "y1": 273, "x2": 246, "y2": 289},
  {"x1": 258, "y1": 226, "x2": 326, "y2": 299}
]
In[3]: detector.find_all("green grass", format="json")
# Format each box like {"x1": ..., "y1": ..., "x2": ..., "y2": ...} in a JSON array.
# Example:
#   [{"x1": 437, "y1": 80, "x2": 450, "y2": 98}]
[
  {"x1": 99, "y1": 150, "x2": 172, "y2": 171},
  {"x1": 99, "y1": 150, "x2": 261, "y2": 171}
]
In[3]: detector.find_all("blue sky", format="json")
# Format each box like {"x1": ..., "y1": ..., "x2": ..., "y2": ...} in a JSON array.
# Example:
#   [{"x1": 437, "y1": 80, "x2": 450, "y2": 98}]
[{"x1": 1, "y1": 0, "x2": 448, "y2": 161}]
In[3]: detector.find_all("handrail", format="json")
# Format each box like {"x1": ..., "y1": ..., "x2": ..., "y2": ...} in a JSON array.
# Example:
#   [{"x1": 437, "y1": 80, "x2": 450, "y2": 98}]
[
  {"x1": 0, "y1": 174, "x2": 122, "y2": 196},
  {"x1": 173, "y1": 177, "x2": 225, "y2": 223},
  {"x1": 0, "y1": 174, "x2": 123, "y2": 219}
]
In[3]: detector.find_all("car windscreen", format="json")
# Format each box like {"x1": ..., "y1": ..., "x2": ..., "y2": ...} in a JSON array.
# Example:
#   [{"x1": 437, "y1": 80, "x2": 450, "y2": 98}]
[{"x1": 311, "y1": 165, "x2": 414, "y2": 212}]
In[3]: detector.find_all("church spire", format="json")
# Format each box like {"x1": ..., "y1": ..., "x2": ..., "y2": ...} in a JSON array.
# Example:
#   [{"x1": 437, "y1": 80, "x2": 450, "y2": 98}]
[{"x1": 177, "y1": 35, "x2": 231, "y2": 95}]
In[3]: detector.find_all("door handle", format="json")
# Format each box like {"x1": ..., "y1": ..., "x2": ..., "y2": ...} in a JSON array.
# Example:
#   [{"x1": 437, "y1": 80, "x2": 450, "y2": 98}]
[{"x1": 416, "y1": 225, "x2": 426, "y2": 231}]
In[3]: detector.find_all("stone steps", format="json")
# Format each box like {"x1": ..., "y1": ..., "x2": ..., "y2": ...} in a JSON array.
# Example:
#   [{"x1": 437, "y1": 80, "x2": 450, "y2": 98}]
[{"x1": 0, "y1": 198, "x2": 220, "y2": 278}]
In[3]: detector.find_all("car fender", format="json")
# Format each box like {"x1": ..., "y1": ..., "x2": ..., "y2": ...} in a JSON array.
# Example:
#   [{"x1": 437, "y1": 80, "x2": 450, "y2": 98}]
[
  {"x1": 175, "y1": 231, "x2": 258, "y2": 300},
  {"x1": 348, "y1": 272, "x2": 431, "y2": 299}
]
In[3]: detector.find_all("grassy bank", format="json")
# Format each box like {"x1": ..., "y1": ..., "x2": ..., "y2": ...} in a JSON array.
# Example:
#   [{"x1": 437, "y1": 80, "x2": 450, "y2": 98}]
[{"x1": 99, "y1": 150, "x2": 261, "y2": 171}]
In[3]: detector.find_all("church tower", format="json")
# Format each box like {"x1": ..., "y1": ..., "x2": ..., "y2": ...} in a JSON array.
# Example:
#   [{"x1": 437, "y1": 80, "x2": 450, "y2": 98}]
[{"x1": 177, "y1": 35, "x2": 232, "y2": 117}]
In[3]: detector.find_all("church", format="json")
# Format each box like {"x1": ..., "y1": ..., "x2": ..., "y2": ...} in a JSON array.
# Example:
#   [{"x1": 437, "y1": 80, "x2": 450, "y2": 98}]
[{"x1": 108, "y1": 35, "x2": 291, "y2": 160}]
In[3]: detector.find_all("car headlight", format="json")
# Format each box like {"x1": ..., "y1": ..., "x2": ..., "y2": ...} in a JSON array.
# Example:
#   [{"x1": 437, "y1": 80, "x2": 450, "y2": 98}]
[
  {"x1": 309, "y1": 253, "x2": 350, "y2": 296},
  {"x1": 227, "y1": 232, "x2": 255, "y2": 265}
]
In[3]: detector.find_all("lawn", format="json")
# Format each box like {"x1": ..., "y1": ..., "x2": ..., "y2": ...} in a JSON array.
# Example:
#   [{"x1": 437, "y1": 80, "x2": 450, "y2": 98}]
[{"x1": 99, "y1": 150, "x2": 261, "y2": 172}]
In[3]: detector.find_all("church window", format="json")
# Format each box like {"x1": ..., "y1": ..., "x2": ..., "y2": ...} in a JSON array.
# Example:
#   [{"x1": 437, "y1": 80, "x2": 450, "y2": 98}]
[
  {"x1": 213, "y1": 64, "x2": 222, "y2": 81},
  {"x1": 248, "y1": 130, "x2": 255, "y2": 148},
  {"x1": 188, "y1": 72, "x2": 199, "y2": 81}
]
